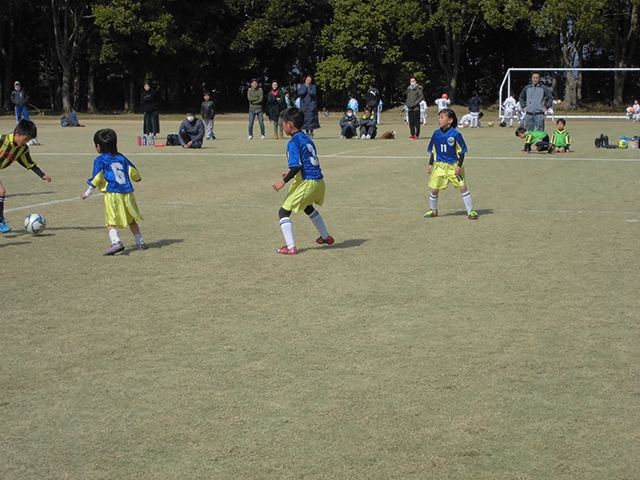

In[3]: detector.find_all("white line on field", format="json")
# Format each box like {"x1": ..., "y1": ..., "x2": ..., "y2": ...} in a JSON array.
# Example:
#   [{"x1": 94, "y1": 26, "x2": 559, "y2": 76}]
[{"x1": 5, "y1": 193, "x2": 103, "y2": 213}]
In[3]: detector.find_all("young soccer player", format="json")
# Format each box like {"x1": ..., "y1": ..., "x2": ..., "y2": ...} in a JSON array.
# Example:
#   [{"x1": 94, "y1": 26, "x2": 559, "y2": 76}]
[
  {"x1": 81, "y1": 128, "x2": 147, "y2": 255},
  {"x1": 550, "y1": 118, "x2": 571, "y2": 153},
  {"x1": 501, "y1": 94, "x2": 517, "y2": 127},
  {"x1": 424, "y1": 109, "x2": 478, "y2": 220},
  {"x1": 272, "y1": 107, "x2": 334, "y2": 255},
  {"x1": 515, "y1": 126, "x2": 551, "y2": 153},
  {"x1": 0, "y1": 119, "x2": 52, "y2": 233}
]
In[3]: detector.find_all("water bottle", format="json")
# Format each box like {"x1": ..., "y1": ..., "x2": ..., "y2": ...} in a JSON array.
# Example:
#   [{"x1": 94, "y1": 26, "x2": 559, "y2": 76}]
[
  {"x1": 137, "y1": 136, "x2": 142, "y2": 146},
  {"x1": 149, "y1": 133, "x2": 154, "y2": 146},
  {"x1": 142, "y1": 135, "x2": 147, "y2": 146}
]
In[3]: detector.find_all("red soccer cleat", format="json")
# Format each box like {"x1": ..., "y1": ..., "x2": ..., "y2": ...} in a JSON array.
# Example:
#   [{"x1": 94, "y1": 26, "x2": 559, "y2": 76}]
[
  {"x1": 276, "y1": 245, "x2": 297, "y2": 255},
  {"x1": 315, "y1": 235, "x2": 335, "y2": 245}
]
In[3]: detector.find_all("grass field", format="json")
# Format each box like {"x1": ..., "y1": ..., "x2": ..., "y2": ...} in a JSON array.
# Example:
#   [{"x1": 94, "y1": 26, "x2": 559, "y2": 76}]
[{"x1": 1, "y1": 109, "x2": 639, "y2": 479}]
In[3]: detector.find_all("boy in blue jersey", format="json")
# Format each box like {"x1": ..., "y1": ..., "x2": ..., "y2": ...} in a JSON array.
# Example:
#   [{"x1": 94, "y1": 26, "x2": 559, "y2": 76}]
[
  {"x1": 81, "y1": 128, "x2": 147, "y2": 255},
  {"x1": 272, "y1": 107, "x2": 334, "y2": 255},
  {"x1": 424, "y1": 109, "x2": 478, "y2": 220}
]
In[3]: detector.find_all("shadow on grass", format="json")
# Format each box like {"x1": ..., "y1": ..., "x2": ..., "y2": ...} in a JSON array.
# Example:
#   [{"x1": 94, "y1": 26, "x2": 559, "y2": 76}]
[
  {"x1": 117, "y1": 238, "x2": 184, "y2": 256},
  {"x1": 440, "y1": 208, "x2": 494, "y2": 217},
  {"x1": 0, "y1": 241, "x2": 31, "y2": 248},
  {"x1": 293, "y1": 238, "x2": 367, "y2": 254},
  {"x1": 8, "y1": 191, "x2": 57, "y2": 198}
]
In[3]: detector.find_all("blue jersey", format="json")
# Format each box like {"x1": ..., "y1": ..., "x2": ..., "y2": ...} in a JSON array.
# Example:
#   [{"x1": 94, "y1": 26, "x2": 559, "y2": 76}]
[
  {"x1": 426, "y1": 127, "x2": 467, "y2": 164},
  {"x1": 87, "y1": 153, "x2": 140, "y2": 194},
  {"x1": 287, "y1": 131, "x2": 323, "y2": 180},
  {"x1": 347, "y1": 98, "x2": 358, "y2": 112}
]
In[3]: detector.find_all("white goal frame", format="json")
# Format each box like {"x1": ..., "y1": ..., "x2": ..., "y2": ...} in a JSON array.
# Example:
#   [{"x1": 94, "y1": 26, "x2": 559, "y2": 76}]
[{"x1": 498, "y1": 67, "x2": 640, "y2": 119}]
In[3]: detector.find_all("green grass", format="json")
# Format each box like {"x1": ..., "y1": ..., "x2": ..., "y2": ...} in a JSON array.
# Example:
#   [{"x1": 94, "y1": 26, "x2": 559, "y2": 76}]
[{"x1": 1, "y1": 109, "x2": 639, "y2": 479}]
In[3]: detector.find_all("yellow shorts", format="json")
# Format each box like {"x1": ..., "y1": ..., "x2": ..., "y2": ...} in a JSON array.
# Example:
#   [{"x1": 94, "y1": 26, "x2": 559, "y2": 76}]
[
  {"x1": 282, "y1": 176, "x2": 325, "y2": 213},
  {"x1": 104, "y1": 192, "x2": 143, "y2": 228},
  {"x1": 428, "y1": 162, "x2": 466, "y2": 191}
]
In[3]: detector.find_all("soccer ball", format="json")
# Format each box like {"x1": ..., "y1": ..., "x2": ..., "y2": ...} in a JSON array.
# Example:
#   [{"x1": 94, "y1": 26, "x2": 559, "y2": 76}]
[
  {"x1": 487, "y1": 121, "x2": 494, "y2": 127},
  {"x1": 24, "y1": 213, "x2": 46, "y2": 234}
]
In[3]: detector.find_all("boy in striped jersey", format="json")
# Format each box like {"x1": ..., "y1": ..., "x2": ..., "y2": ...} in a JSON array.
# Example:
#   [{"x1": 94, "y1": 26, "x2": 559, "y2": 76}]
[{"x1": 0, "y1": 120, "x2": 52, "y2": 233}]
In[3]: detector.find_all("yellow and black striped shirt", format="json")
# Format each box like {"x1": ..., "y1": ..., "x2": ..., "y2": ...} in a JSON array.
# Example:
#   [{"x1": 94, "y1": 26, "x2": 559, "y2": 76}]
[{"x1": 0, "y1": 133, "x2": 37, "y2": 171}]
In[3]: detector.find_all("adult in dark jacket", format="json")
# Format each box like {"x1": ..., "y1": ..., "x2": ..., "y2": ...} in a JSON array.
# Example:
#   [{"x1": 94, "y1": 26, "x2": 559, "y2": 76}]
[
  {"x1": 11, "y1": 81, "x2": 30, "y2": 123},
  {"x1": 298, "y1": 75, "x2": 320, "y2": 137},
  {"x1": 141, "y1": 82, "x2": 160, "y2": 138},
  {"x1": 405, "y1": 77, "x2": 424, "y2": 139},
  {"x1": 468, "y1": 91, "x2": 482, "y2": 128},
  {"x1": 365, "y1": 85, "x2": 381, "y2": 118},
  {"x1": 519, "y1": 72, "x2": 553, "y2": 131},
  {"x1": 178, "y1": 108, "x2": 205, "y2": 149},
  {"x1": 267, "y1": 80, "x2": 288, "y2": 139}
]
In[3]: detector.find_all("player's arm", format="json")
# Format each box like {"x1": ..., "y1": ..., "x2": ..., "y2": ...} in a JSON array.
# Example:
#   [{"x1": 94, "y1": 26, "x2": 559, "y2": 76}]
[{"x1": 17, "y1": 154, "x2": 51, "y2": 182}]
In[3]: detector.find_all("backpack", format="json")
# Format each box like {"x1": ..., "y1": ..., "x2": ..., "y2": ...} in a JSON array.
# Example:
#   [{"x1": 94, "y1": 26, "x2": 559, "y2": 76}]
[
  {"x1": 60, "y1": 113, "x2": 80, "y2": 127},
  {"x1": 166, "y1": 133, "x2": 180, "y2": 146},
  {"x1": 594, "y1": 134, "x2": 608, "y2": 148}
]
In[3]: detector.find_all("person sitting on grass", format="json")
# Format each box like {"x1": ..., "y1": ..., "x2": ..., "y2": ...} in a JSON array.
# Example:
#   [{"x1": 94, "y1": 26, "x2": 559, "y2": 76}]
[
  {"x1": 178, "y1": 108, "x2": 205, "y2": 149},
  {"x1": 515, "y1": 126, "x2": 550, "y2": 153},
  {"x1": 359, "y1": 107, "x2": 377, "y2": 139},
  {"x1": 550, "y1": 118, "x2": 571, "y2": 153},
  {"x1": 339, "y1": 108, "x2": 359, "y2": 139}
]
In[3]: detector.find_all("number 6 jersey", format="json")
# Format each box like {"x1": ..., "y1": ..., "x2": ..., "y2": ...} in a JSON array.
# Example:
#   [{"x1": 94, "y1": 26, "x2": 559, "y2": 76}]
[{"x1": 87, "y1": 153, "x2": 141, "y2": 193}]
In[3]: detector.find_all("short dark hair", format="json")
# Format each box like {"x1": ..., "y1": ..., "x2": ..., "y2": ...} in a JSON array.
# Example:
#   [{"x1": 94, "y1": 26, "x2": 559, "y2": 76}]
[
  {"x1": 14, "y1": 119, "x2": 37, "y2": 138},
  {"x1": 515, "y1": 126, "x2": 527, "y2": 136},
  {"x1": 280, "y1": 107, "x2": 305, "y2": 129},
  {"x1": 186, "y1": 108, "x2": 196, "y2": 115},
  {"x1": 557, "y1": 118, "x2": 566, "y2": 125},
  {"x1": 439, "y1": 108, "x2": 458, "y2": 129},
  {"x1": 94, "y1": 128, "x2": 118, "y2": 154}
]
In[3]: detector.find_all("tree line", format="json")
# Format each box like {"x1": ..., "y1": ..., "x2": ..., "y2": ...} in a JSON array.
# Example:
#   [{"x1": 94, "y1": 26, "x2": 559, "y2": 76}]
[{"x1": 1, "y1": 0, "x2": 639, "y2": 114}]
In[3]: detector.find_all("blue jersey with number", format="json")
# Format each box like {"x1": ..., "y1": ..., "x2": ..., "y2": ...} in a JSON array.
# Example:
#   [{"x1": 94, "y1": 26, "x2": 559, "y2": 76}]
[
  {"x1": 427, "y1": 127, "x2": 467, "y2": 164},
  {"x1": 87, "y1": 153, "x2": 139, "y2": 193},
  {"x1": 287, "y1": 131, "x2": 323, "y2": 180}
]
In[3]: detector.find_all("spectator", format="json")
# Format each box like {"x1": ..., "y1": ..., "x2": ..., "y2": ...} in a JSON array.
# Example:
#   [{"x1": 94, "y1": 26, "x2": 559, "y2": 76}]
[
  {"x1": 518, "y1": 72, "x2": 553, "y2": 131},
  {"x1": 365, "y1": 84, "x2": 381, "y2": 118},
  {"x1": 267, "y1": 80, "x2": 287, "y2": 139},
  {"x1": 359, "y1": 107, "x2": 377, "y2": 139},
  {"x1": 247, "y1": 79, "x2": 265, "y2": 140},
  {"x1": 178, "y1": 108, "x2": 205, "y2": 149},
  {"x1": 298, "y1": 75, "x2": 320, "y2": 137},
  {"x1": 201, "y1": 91, "x2": 216, "y2": 140},
  {"x1": 141, "y1": 82, "x2": 160, "y2": 140},
  {"x1": 11, "y1": 81, "x2": 30, "y2": 123},
  {"x1": 406, "y1": 77, "x2": 424, "y2": 139},
  {"x1": 468, "y1": 91, "x2": 482, "y2": 128},
  {"x1": 339, "y1": 108, "x2": 359, "y2": 139}
]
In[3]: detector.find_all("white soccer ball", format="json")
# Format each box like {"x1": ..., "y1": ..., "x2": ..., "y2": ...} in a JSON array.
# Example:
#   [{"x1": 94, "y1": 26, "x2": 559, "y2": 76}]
[{"x1": 24, "y1": 213, "x2": 46, "y2": 234}]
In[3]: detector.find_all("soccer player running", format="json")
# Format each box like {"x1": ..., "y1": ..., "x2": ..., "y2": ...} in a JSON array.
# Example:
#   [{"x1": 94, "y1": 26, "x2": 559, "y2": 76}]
[
  {"x1": 272, "y1": 107, "x2": 334, "y2": 255},
  {"x1": 423, "y1": 109, "x2": 478, "y2": 220}
]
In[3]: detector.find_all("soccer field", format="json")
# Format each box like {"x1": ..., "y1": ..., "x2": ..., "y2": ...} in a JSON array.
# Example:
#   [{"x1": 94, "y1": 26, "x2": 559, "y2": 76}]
[{"x1": 1, "y1": 111, "x2": 639, "y2": 479}]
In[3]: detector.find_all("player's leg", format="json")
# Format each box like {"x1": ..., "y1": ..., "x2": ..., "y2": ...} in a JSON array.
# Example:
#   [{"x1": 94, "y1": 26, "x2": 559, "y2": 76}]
[
  {"x1": 0, "y1": 180, "x2": 10, "y2": 233},
  {"x1": 104, "y1": 226, "x2": 125, "y2": 255},
  {"x1": 424, "y1": 188, "x2": 439, "y2": 217},
  {"x1": 459, "y1": 184, "x2": 478, "y2": 219},
  {"x1": 304, "y1": 205, "x2": 334, "y2": 245},
  {"x1": 128, "y1": 220, "x2": 148, "y2": 250},
  {"x1": 277, "y1": 207, "x2": 296, "y2": 254}
]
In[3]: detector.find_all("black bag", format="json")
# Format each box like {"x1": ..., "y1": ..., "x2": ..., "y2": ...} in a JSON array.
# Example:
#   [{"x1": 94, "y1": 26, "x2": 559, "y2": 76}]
[
  {"x1": 595, "y1": 134, "x2": 608, "y2": 148},
  {"x1": 166, "y1": 133, "x2": 180, "y2": 146}
]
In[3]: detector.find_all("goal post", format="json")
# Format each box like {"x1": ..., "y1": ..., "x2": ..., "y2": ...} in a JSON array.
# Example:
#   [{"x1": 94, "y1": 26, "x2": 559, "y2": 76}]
[{"x1": 498, "y1": 68, "x2": 640, "y2": 120}]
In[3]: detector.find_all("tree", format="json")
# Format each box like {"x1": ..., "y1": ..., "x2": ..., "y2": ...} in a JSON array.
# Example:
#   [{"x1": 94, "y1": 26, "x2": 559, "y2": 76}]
[
  {"x1": 606, "y1": 0, "x2": 640, "y2": 105},
  {"x1": 51, "y1": 0, "x2": 93, "y2": 113}
]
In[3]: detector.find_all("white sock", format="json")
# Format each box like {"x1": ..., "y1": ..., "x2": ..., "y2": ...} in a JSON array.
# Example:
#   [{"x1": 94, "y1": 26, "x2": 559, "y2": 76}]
[
  {"x1": 462, "y1": 191, "x2": 474, "y2": 212},
  {"x1": 134, "y1": 233, "x2": 143, "y2": 244},
  {"x1": 108, "y1": 229, "x2": 121, "y2": 244},
  {"x1": 308, "y1": 210, "x2": 329, "y2": 239},
  {"x1": 279, "y1": 217, "x2": 295, "y2": 249},
  {"x1": 430, "y1": 194, "x2": 439, "y2": 211}
]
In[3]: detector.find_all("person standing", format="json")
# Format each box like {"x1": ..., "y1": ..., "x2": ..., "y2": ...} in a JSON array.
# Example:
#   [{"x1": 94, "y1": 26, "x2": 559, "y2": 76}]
[
  {"x1": 406, "y1": 77, "x2": 424, "y2": 140},
  {"x1": 468, "y1": 91, "x2": 482, "y2": 128},
  {"x1": 267, "y1": 80, "x2": 287, "y2": 139},
  {"x1": 141, "y1": 82, "x2": 160, "y2": 141},
  {"x1": 11, "y1": 81, "x2": 30, "y2": 123},
  {"x1": 247, "y1": 79, "x2": 265, "y2": 140},
  {"x1": 297, "y1": 75, "x2": 320, "y2": 137},
  {"x1": 518, "y1": 72, "x2": 553, "y2": 131},
  {"x1": 365, "y1": 84, "x2": 381, "y2": 118},
  {"x1": 201, "y1": 91, "x2": 216, "y2": 140}
]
